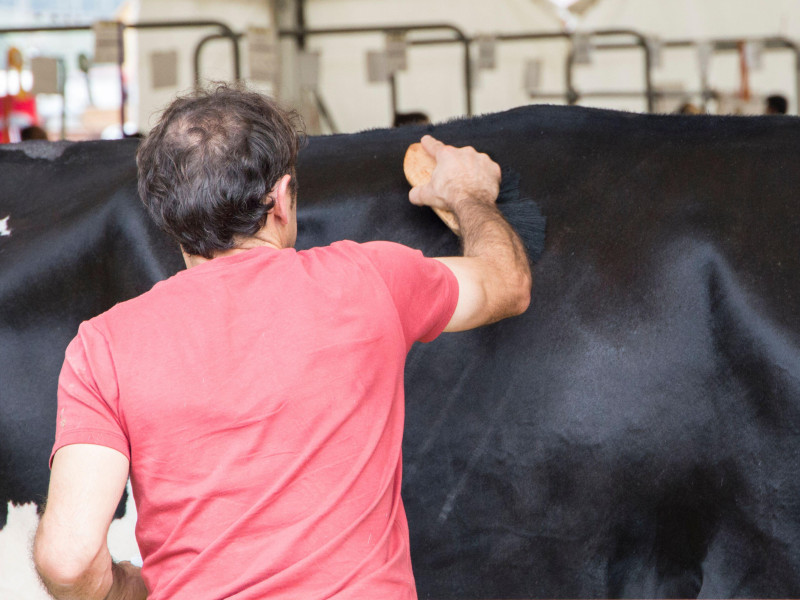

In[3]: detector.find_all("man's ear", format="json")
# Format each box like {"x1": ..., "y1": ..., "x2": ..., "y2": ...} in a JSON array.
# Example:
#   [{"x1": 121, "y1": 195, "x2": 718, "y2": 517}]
[{"x1": 271, "y1": 173, "x2": 294, "y2": 224}]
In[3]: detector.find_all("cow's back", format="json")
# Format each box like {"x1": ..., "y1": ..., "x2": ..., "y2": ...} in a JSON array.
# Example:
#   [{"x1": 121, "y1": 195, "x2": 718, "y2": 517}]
[{"x1": 2, "y1": 106, "x2": 800, "y2": 598}]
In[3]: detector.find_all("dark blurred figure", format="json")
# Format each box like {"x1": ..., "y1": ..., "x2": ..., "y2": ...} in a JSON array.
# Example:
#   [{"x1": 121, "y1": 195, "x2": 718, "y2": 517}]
[
  {"x1": 765, "y1": 94, "x2": 788, "y2": 115},
  {"x1": 676, "y1": 102, "x2": 702, "y2": 115},
  {"x1": 20, "y1": 125, "x2": 48, "y2": 141},
  {"x1": 393, "y1": 111, "x2": 430, "y2": 127}
]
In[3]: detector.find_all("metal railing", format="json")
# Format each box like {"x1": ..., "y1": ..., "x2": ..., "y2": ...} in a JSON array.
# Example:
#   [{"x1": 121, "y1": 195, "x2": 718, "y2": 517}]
[
  {"x1": 4, "y1": 21, "x2": 799, "y2": 139},
  {"x1": 277, "y1": 24, "x2": 473, "y2": 117}
]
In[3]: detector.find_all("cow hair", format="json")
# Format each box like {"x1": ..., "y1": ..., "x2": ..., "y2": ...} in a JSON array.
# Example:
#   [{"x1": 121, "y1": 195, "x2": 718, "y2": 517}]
[{"x1": 136, "y1": 83, "x2": 304, "y2": 259}]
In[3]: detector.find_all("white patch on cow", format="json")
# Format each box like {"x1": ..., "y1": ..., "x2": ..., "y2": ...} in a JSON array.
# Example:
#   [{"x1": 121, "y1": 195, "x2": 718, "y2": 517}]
[
  {"x1": 0, "y1": 482, "x2": 141, "y2": 599},
  {"x1": 108, "y1": 481, "x2": 142, "y2": 566},
  {"x1": 0, "y1": 501, "x2": 50, "y2": 600},
  {"x1": 0, "y1": 215, "x2": 11, "y2": 237}
]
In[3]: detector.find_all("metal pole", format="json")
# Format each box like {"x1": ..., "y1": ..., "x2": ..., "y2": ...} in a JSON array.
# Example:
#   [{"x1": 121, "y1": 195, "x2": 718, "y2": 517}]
[
  {"x1": 312, "y1": 90, "x2": 338, "y2": 133},
  {"x1": 566, "y1": 37, "x2": 578, "y2": 105},
  {"x1": 59, "y1": 58, "x2": 67, "y2": 141},
  {"x1": 296, "y1": 0, "x2": 306, "y2": 50},
  {"x1": 0, "y1": 24, "x2": 94, "y2": 34},
  {"x1": 635, "y1": 33, "x2": 654, "y2": 112},
  {"x1": 462, "y1": 35, "x2": 473, "y2": 116},
  {"x1": 118, "y1": 21, "x2": 126, "y2": 133},
  {"x1": 389, "y1": 73, "x2": 398, "y2": 121},
  {"x1": 795, "y1": 45, "x2": 800, "y2": 115},
  {"x1": 193, "y1": 32, "x2": 243, "y2": 86}
]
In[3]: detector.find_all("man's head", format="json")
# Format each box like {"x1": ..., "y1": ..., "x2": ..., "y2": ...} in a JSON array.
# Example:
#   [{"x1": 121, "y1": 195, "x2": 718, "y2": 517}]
[
  {"x1": 20, "y1": 125, "x2": 48, "y2": 140},
  {"x1": 137, "y1": 84, "x2": 303, "y2": 258},
  {"x1": 766, "y1": 94, "x2": 788, "y2": 115}
]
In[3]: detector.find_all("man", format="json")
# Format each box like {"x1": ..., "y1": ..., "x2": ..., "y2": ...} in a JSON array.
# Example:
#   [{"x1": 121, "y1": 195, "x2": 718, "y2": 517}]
[{"x1": 33, "y1": 85, "x2": 531, "y2": 600}]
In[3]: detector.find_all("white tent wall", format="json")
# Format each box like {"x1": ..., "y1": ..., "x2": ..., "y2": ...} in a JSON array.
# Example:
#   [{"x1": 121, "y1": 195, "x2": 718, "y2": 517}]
[
  {"x1": 575, "y1": 0, "x2": 800, "y2": 114},
  {"x1": 298, "y1": 0, "x2": 567, "y2": 131},
  {"x1": 129, "y1": 0, "x2": 275, "y2": 133}
]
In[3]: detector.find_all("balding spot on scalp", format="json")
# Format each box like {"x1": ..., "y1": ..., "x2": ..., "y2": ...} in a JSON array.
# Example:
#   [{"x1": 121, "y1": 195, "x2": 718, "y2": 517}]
[
  {"x1": 186, "y1": 126, "x2": 208, "y2": 143},
  {"x1": 170, "y1": 109, "x2": 238, "y2": 149}
]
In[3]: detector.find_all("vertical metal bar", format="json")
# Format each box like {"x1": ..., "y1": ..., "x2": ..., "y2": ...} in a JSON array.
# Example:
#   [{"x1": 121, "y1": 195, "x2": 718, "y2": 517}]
[
  {"x1": 59, "y1": 57, "x2": 67, "y2": 140},
  {"x1": 193, "y1": 36, "x2": 205, "y2": 87},
  {"x1": 389, "y1": 72, "x2": 398, "y2": 121},
  {"x1": 118, "y1": 21, "x2": 126, "y2": 134},
  {"x1": 566, "y1": 36, "x2": 578, "y2": 105},
  {"x1": 791, "y1": 49, "x2": 800, "y2": 115},
  {"x1": 793, "y1": 45, "x2": 800, "y2": 115},
  {"x1": 463, "y1": 35, "x2": 473, "y2": 116},
  {"x1": 231, "y1": 34, "x2": 241, "y2": 81},
  {"x1": 313, "y1": 90, "x2": 338, "y2": 133},
  {"x1": 296, "y1": 0, "x2": 306, "y2": 50},
  {"x1": 638, "y1": 35, "x2": 654, "y2": 112},
  {"x1": 700, "y1": 42, "x2": 711, "y2": 113}
]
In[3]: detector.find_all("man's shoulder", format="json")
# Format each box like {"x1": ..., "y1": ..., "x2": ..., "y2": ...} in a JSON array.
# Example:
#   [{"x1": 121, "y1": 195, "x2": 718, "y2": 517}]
[
  {"x1": 316, "y1": 239, "x2": 420, "y2": 261},
  {"x1": 303, "y1": 240, "x2": 432, "y2": 280},
  {"x1": 86, "y1": 269, "x2": 187, "y2": 334},
  {"x1": 300, "y1": 239, "x2": 410, "y2": 265}
]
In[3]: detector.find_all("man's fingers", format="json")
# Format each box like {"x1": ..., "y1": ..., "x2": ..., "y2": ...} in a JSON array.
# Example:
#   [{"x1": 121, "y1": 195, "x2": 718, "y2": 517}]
[
  {"x1": 407, "y1": 136, "x2": 501, "y2": 213},
  {"x1": 420, "y1": 135, "x2": 444, "y2": 157},
  {"x1": 409, "y1": 186, "x2": 420, "y2": 205},
  {"x1": 409, "y1": 185, "x2": 430, "y2": 207}
]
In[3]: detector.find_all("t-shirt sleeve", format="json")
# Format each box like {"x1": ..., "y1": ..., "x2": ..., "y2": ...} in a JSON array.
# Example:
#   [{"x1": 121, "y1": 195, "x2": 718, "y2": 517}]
[
  {"x1": 50, "y1": 319, "x2": 130, "y2": 468},
  {"x1": 360, "y1": 241, "x2": 459, "y2": 346}
]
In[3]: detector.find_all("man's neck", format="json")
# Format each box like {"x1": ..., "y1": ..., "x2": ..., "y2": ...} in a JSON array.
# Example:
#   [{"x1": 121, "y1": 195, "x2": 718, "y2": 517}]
[{"x1": 182, "y1": 239, "x2": 283, "y2": 269}]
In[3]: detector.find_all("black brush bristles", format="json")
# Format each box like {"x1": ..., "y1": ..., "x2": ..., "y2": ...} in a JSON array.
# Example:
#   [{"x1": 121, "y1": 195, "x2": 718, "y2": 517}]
[{"x1": 497, "y1": 168, "x2": 547, "y2": 262}]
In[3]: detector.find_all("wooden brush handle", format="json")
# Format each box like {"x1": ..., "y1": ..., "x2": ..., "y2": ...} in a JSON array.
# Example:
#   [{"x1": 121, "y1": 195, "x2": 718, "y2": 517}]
[{"x1": 403, "y1": 142, "x2": 460, "y2": 235}]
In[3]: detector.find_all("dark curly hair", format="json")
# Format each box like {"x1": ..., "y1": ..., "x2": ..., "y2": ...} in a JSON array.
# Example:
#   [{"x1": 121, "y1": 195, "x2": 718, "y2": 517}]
[{"x1": 137, "y1": 83, "x2": 303, "y2": 258}]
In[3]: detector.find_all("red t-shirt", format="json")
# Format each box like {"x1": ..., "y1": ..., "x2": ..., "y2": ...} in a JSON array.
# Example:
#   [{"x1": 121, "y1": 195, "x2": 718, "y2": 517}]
[{"x1": 52, "y1": 240, "x2": 458, "y2": 600}]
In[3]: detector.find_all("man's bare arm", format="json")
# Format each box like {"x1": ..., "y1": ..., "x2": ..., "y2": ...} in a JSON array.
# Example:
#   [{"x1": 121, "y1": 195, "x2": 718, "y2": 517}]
[
  {"x1": 33, "y1": 444, "x2": 147, "y2": 600},
  {"x1": 408, "y1": 135, "x2": 531, "y2": 331}
]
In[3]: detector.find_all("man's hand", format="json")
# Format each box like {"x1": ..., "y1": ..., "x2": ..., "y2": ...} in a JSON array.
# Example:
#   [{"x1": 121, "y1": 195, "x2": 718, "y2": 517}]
[
  {"x1": 408, "y1": 135, "x2": 501, "y2": 214},
  {"x1": 105, "y1": 561, "x2": 148, "y2": 600},
  {"x1": 407, "y1": 135, "x2": 532, "y2": 332}
]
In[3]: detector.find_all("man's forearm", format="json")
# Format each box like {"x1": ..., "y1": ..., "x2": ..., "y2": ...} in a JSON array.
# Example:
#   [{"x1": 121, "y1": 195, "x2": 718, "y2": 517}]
[
  {"x1": 407, "y1": 134, "x2": 533, "y2": 328},
  {"x1": 455, "y1": 197, "x2": 528, "y2": 263},
  {"x1": 453, "y1": 197, "x2": 532, "y2": 317}
]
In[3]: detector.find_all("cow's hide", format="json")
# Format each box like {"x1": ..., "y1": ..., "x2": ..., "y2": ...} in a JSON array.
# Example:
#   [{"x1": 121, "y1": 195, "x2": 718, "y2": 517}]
[{"x1": 2, "y1": 106, "x2": 800, "y2": 599}]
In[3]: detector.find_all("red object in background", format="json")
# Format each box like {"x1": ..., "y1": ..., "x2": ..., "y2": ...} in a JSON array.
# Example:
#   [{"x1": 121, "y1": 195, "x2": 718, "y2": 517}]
[
  {"x1": 0, "y1": 94, "x2": 39, "y2": 143},
  {"x1": 738, "y1": 40, "x2": 751, "y2": 102}
]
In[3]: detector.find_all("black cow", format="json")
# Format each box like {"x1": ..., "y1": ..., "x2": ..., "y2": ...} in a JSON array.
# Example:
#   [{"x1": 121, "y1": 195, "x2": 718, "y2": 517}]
[{"x1": 2, "y1": 106, "x2": 800, "y2": 599}]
